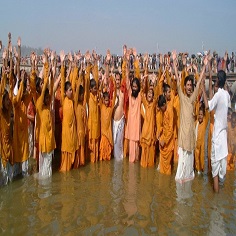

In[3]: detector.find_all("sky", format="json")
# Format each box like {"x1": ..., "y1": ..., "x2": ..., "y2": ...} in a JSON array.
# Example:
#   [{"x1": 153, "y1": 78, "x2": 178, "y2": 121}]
[{"x1": 0, "y1": 0, "x2": 235, "y2": 56}]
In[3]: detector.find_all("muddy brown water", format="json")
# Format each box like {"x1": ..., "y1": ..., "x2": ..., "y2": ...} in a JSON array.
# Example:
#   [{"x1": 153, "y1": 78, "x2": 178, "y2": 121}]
[{"x1": 0, "y1": 157, "x2": 235, "y2": 235}]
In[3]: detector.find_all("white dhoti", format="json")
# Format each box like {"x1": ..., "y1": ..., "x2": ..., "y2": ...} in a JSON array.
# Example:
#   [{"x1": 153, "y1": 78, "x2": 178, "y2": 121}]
[
  {"x1": 112, "y1": 116, "x2": 125, "y2": 161},
  {"x1": 175, "y1": 147, "x2": 195, "y2": 183},
  {"x1": 38, "y1": 151, "x2": 53, "y2": 178},
  {"x1": 211, "y1": 141, "x2": 227, "y2": 180}
]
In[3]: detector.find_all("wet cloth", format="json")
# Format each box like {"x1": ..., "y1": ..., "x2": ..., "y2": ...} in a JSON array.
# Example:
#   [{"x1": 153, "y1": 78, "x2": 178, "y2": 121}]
[
  {"x1": 112, "y1": 116, "x2": 125, "y2": 161},
  {"x1": 39, "y1": 151, "x2": 53, "y2": 177},
  {"x1": 175, "y1": 147, "x2": 195, "y2": 183}
]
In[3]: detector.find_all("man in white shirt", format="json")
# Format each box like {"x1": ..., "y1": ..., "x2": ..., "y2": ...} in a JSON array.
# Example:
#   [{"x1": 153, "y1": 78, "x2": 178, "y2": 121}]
[{"x1": 203, "y1": 70, "x2": 230, "y2": 193}]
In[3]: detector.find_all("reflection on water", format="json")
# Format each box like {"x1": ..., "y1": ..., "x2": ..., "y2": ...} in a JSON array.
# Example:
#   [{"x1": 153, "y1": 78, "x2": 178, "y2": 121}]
[{"x1": 0, "y1": 159, "x2": 235, "y2": 235}]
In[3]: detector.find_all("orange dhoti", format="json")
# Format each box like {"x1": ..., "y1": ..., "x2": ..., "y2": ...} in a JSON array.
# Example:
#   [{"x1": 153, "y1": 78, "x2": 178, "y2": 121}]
[
  {"x1": 99, "y1": 135, "x2": 112, "y2": 161},
  {"x1": 159, "y1": 145, "x2": 174, "y2": 175},
  {"x1": 60, "y1": 151, "x2": 75, "y2": 171},
  {"x1": 140, "y1": 143, "x2": 155, "y2": 168},
  {"x1": 195, "y1": 142, "x2": 204, "y2": 172},
  {"x1": 89, "y1": 138, "x2": 99, "y2": 163}
]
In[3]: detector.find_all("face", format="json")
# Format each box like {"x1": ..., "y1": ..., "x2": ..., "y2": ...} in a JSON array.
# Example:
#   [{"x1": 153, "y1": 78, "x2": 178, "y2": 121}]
[
  {"x1": 78, "y1": 93, "x2": 84, "y2": 102},
  {"x1": 90, "y1": 85, "x2": 97, "y2": 96},
  {"x1": 198, "y1": 110, "x2": 204, "y2": 123},
  {"x1": 147, "y1": 89, "x2": 154, "y2": 102},
  {"x1": 44, "y1": 93, "x2": 50, "y2": 106},
  {"x1": 131, "y1": 81, "x2": 139, "y2": 98},
  {"x1": 165, "y1": 88, "x2": 171, "y2": 101},
  {"x1": 160, "y1": 104, "x2": 167, "y2": 112},
  {"x1": 66, "y1": 86, "x2": 73, "y2": 99},
  {"x1": 214, "y1": 80, "x2": 219, "y2": 94},
  {"x1": 40, "y1": 80, "x2": 44, "y2": 92},
  {"x1": 104, "y1": 96, "x2": 110, "y2": 107},
  {"x1": 184, "y1": 80, "x2": 193, "y2": 97},
  {"x1": 115, "y1": 74, "x2": 121, "y2": 89}
]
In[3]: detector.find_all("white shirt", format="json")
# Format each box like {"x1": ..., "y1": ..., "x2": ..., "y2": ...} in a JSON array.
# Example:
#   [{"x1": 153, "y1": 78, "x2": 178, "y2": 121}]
[{"x1": 208, "y1": 88, "x2": 230, "y2": 161}]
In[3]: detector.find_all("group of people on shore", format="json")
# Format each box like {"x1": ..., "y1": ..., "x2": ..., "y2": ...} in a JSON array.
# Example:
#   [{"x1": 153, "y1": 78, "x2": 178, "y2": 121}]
[{"x1": 0, "y1": 33, "x2": 235, "y2": 193}]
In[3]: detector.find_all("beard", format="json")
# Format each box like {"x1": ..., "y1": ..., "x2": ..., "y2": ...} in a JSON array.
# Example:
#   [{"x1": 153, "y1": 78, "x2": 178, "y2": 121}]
[{"x1": 131, "y1": 89, "x2": 139, "y2": 98}]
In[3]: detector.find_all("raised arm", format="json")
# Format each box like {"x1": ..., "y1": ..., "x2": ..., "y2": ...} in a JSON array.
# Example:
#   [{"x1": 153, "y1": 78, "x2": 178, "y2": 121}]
[
  {"x1": 172, "y1": 50, "x2": 180, "y2": 84},
  {"x1": 13, "y1": 70, "x2": 24, "y2": 106},
  {"x1": 133, "y1": 48, "x2": 140, "y2": 79},
  {"x1": 60, "y1": 50, "x2": 66, "y2": 105},
  {"x1": 74, "y1": 64, "x2": 84, "y2": 108},
  {"x1": 92, "y1": 50, "x2": 99, "y2": 84},
  {"x1": 67, "y1": 52, "x2": 73, "y2": 82},
  {"x1": 16, "y1": 37, "x2": 21, "y2": 80},
  {"x1": 9, "y1": 42, "x2": 14, "y2": 101},
  {"x1": 105, "y1": 49, "x2": 111, "y2": 82},
  {"x1": 201, "y1": 56, "x2": 211, "y2": 110},
  {"x1": 111, "y1": 76, "x2": 117, "y2": 108}
]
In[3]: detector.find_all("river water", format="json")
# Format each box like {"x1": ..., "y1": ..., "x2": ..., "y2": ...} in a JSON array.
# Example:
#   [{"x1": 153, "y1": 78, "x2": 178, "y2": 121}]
[{"x1": 0, "y1": 157, "x2": 235, "y2": 235}]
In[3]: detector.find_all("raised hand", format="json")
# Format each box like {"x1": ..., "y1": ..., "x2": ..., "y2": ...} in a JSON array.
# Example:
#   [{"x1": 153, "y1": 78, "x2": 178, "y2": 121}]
[
  {"x1": 77, "y1": 50, "x2": 82, "y2": 61},
  {"x1": 68, "y1": 52, "x2": 73, "y2": 62},
  {"x1": 106, "y1": 49, "x2": 111, "y2": 62},
  {"x1": 172, "y1": 50, "x2": 177, "y2": 62},
  {"x1": 144, "y1": 53, "x2": 148, "y2": 64},
  {"x1": 85, "y1": 50, "x2": 91, "y2": 62},
  {"x1": 133, "y1": 48, "x2": 137, "y2": 58},
  {"x1": 31, "y1": 52, "x2": 36, "y2": 63},
  {"x1": 42, "y1": 54, "x2": 46, "y2": 64},
  {"x1": 17, "y1": 37, "x2": 21, "y2": 47},
  {"x1": 13, "y1": 47, "x2": 18, "y2": 58},
  {"x1": 0, "y1": 40, "x2": 2, "y2": 50},
  {"x1": 8, "y1": 32, "x2": 11, "y2": 41},
  {"x1": 159, "y1": 54, "x2": 163, "y2": 64},
  {"x1": 21, "y1": 70, "x2": 26, "y2": 81},
  {"x1": 126, "y1": 49, "x2": 130, "y2": 61},
  {"x1": 123, "y1": 45, "x2": 127, "y2": 56},
  {"x1": 51, "y1": 51, "x2": 55, "y2": 62},
  {"x1": 60, "y1": 50, "x2": 65, "y2": 62},
  {"x1": 9, "y1": 42, "x2": 13, "y2": 53},
  {"x1": 192, "y1": 63, "x2": 198, "y2": 72},
  {"x1": 92, "y1": 50, "x2": 97, "y2": 60},
  {"x1": 2, "y1": 48, "x2": 7, "y2": 59},
  {"x1": 203, "y1": 55, "x2": 208, "y2": 66}
]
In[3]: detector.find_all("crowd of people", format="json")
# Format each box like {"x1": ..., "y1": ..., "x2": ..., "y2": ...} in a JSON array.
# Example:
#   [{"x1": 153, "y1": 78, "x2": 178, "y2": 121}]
[{"x1": 0, "y1": 33, "x2": 235, "y2": 193}]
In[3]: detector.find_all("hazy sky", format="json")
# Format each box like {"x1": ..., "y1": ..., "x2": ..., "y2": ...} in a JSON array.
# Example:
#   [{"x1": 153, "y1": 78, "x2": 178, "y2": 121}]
[{"x1": 0, "y1": 0, "x2": 235, "y2": 56}]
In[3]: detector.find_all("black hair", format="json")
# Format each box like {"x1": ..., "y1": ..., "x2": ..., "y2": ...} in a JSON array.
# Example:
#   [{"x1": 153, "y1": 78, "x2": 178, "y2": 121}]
[
  {"x1": 103, "y1": 91, "x2": 109, "y2": 99},
  {"x1": 131, "y1": 77, "x2": 140, "y2": 98},
  {"x1": 36, "y1": 76, "x2": 42, "y2": 93},
  {"x1": 158, "y1": 94, "x2": 166, "y2": 107},
  {"x1": 79, "y1": 85, "x2": 84, "y2": 95},
  {"x1": 115, "y1": 71, "x2": 121, "y2": 77},
  {"x1": 44, "y1": 88, "x2": 50, "y2": 105},
  {"x1": 199, "y1": 104, "x2": 205, "y2": 116},
  {"x1": 90, "y1": 78, "x2": 97, "y2": 89},
  {"x1": 23, "y1": 78, "x2": 28, "y2": 91},
  {"x1": 65, "y1": 81, "x2": 71, "y2": 92},
  {"x1": 184, "y1": 75, "x2": 194, "y2": 86},
  {"x1": 132, "y1": 77, "x2": 140, "y2": 92},
  {"x1": 217, "y1": 70, "x2": 226, "y2": 88},
  {"x1": 163, "y1": 83, "x2": 170, "y2": 93}
]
